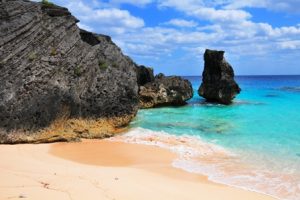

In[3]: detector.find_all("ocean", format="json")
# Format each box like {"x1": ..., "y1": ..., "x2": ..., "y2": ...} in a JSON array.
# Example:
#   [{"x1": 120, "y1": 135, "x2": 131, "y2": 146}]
[{"x1": 112, "y1": 75, "x2": 300, "y2": 200}]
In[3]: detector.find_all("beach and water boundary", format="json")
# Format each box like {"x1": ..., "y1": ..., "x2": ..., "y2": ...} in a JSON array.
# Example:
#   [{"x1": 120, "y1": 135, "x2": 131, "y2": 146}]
[
  {"x1": 0, "y1": 139, "x2": 275, "y2": 200},
  {"x1": 0, "y1": 75, "x2": 299, "y2": 200}
]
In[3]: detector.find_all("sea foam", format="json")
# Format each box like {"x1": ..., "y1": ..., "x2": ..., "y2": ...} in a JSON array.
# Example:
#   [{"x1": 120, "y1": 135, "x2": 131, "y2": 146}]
[{"x1": 109, "y1": 127, "x2": 300, "y2": 200}]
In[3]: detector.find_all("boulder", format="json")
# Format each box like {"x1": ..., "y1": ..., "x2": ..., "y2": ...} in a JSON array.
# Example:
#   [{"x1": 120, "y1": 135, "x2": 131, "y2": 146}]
[
  {"x1": 198, "y1": 49, "x2": 241, "y2": 104},
  {"x1": 0, "y1": 0, "x2": 139, "y2": 143},
  {"x1": 139, "y1": 73, "x2": 193, "y2": 108}
]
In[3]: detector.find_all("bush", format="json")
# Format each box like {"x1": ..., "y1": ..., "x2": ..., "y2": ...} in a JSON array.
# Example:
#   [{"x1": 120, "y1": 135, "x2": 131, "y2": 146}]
[
  {"x1": 74, "y1": 66, "x2": 82, "y2": 76},
  {"x1": 41, "y1": 0, "x2": 54, "y2": 6},
  {"x1": 112, "y1": 62, "x2": 118, "y2": 68},
  {"x1": 98, "y1": 60, "x2": 108, "y2": 70},
  {"x1": 50, "y1": 48, "x2": 57, "y2": 56},
  {"x1": 28, "y1": 52, "x2": 37, "y2": 61}
]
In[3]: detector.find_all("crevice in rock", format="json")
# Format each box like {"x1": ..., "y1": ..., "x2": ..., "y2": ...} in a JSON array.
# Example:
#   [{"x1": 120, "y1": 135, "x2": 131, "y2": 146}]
[{"x1": 79, "y1": 29, "x2": 100, "y2": 46}]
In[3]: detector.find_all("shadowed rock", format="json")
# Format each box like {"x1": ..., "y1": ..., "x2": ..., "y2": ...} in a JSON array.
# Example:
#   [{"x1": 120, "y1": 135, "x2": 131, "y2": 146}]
[
  {"x1": 138, "y1": 73, "x2": 193, "y2": 108},
  {"x1": 0, "y1": 0, "x2": 139, "y2": 143},
  {"x1": 135, "y1": 65, "x2": 154, "y2": 86},
  {"x1": 198, "y1": 49, "x2": 241, "y2": 104}
]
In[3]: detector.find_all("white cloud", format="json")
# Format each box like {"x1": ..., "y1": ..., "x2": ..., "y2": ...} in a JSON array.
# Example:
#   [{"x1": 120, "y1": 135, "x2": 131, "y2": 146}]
[
  {"x1": 80, "y1": 8, "x2": 144, "y2": 28},
  {"x1": 158, "y1": 0, "x2": 203, "y2": 11},
  {"x1": 113, "y1": 19, "x2": 300, "y2": 63},
  {"x1": 154, "y1": 0, "x2": 300, "y2": 56},
  {"x1": 77, "y1": 23, "x2": 94, "y2": 32},
  {"x1": 164, "y1": 19, "x2": 198, "y2": 27},
  {"x1": 158, "y1": 0, "x2": 251, "y2": 22},
  {"x1": 223, "y1": 0, "x2": 268, "y2": 9},
  {"x1": 278, "y1": 40, "x2": 300, "y2": 50},
  {"x1": 62, "y1": 1, "x2": 144, "y2": 34},
  {"x1": 109, "y1": 0, "x2": 153, "y2": 7},
  {"x1": 191, "y1": 7, "x2": 251, "y2": 22},
  {"x1": 223, "y1": 0, "x2": 300, "y2": 13}
]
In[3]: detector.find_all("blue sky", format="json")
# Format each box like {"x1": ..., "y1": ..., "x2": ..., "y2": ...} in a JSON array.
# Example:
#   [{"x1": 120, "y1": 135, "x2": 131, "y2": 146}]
[{"x1": 46, "y1": 0, "x2": 300, "y2": 75}]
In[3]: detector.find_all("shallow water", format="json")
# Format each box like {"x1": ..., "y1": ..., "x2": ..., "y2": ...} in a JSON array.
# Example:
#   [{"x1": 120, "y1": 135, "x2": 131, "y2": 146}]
[{"x1": 116, "y1": 76, "x2": 300, "y2": 200}]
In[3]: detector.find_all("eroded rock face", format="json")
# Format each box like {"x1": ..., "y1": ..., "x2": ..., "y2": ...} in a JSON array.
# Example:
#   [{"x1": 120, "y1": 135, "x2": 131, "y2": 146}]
[
  {"x1": 139, "y1": 73, "x2": 193, "y2": 108},
  {"x1": 135, "y1": 65, "x2": 154, "y2": 86},
  {"x1": 198, "y1": 49, "x2": 241, "y2": 104},
  {"x1": 0, "y1": 0, "x2": 139, "y2": 143}
]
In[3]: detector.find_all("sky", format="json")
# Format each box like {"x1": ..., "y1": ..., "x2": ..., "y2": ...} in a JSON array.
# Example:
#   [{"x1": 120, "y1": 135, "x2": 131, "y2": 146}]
[{"x1": 44, "y1": 0, "x2": 300, "y2": 75}]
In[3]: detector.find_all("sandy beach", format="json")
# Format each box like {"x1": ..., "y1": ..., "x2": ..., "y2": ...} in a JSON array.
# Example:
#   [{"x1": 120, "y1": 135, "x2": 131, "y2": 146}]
[{"x1": 0, "y1": 139, "x2": 276, "y2": 200}]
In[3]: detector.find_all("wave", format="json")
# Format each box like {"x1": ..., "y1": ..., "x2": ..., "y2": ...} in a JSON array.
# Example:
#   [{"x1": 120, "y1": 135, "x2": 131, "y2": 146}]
[{"x1": 109, "y1": 127, "x2": 300, "y2": 200}]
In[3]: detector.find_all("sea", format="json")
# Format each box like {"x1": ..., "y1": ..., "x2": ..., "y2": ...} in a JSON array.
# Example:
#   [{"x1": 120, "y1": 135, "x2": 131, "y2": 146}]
[{"x1": 112, "y1": 75, "x2": 300, "y2": 200}]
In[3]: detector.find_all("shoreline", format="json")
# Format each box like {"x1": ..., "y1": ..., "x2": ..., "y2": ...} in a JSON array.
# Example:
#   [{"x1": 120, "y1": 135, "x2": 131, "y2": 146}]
[{"x1": 0, "y1": 139, "x2": 275, "y2": 200}]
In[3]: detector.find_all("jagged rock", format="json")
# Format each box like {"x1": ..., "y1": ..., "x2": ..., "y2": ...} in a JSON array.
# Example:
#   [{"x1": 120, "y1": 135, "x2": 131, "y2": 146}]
[
  {"x1": 198, "y1": 49, "x2": 241, "y2": 104},
  {"x1": 135, "y1": 65, "x2": 154, "y2": 86},
  {"x1": 139, "y1": 73, "x2": 193, "y2": 108},
  {"x1": 0, "y1": 0, "x2": 139, "y2": 143}
]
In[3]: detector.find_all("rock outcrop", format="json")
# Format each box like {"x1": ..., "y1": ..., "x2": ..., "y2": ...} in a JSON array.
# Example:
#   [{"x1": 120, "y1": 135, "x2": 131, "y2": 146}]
[
  {"x1": 198, "y1": 49, "x2": 241, "y2": 104},
  {"x1": 135, "y1": 65, "x2": 154, "y2": 86},
  {"x1": 0, "y1": 0, "x2": 139, "y2": 143},
  {"x1": 139, "y1": 73, "x2": 193, "y2": 108}
]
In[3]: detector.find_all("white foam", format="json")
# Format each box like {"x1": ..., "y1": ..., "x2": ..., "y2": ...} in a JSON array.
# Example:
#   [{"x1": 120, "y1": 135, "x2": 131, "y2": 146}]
[
  {"x1": 109, "y1": 127, "x2": 233, "y2": 156},
  {"x1": 108, "y1": 127, "x2": 300, "y2": 200}
]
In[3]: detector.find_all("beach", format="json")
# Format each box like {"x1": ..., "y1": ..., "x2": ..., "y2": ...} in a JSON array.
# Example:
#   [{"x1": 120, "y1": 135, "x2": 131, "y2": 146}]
[
  {"x1": 1, "y1": 1, "x2": 300, "y2": 200},
  {"x1": 0, "y1": 139, "x2": 275, "y2": 200}
]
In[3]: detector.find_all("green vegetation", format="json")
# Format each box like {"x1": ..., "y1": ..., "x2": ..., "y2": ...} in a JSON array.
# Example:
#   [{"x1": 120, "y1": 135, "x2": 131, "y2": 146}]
[
  {"x1": 28, "y1": 52, "x2": 37, "y2": 61},
  {"x1": 112, "y1": 62, "x2": 118, "y2": 68},
  {"x1": 50, "y1": 48, "x2": 57, "y2": 56},
  {"x1": 74, "y1": 66, "x2": 82, "y2": 76},
  {"x1": 98, "y1": 60, "x2": 108, "y2": 70},
  {"x1": 0, "y1": 60, "x2": 5, "y2": 66},
  {"x1": 41, "y1": 0, "x2": 54, "y2": 6}
]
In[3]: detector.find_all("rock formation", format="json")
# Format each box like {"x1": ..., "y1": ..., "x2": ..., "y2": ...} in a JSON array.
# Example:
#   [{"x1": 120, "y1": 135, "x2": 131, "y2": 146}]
[
  {"x1": 0, "y1": 0, "x2": 195, "y2": 143},
  {"x1": 135, "y1": 65, "x2": 154, "y2": 86},
  {"x1": 0, "y1": 0, "x2": 139, "y2": 143},
  {"x1": 138, "y1": 73, "x2": 193, "y2": 108},
  {"x1": 198, "y1": 49, "x2": 241, "y2": 104}
]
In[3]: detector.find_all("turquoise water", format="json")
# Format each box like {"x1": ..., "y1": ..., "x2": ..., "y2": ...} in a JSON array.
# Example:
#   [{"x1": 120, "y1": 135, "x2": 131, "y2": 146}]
[{"x1": 128, "y1": 76, "x2": 300, "y2": 200}]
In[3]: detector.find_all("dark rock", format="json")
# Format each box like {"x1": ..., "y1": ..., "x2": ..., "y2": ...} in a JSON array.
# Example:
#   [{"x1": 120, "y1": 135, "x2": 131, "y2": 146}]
[
  {"x1": 139, "y1": 73, "x2": 193, "y2": 108},
  {"x1": 0, "y1": 0, "x2": 139, "y2": 143},
  {"x1": 198, "y1": 49, "x2": 241, "y2": 104},
  {"x1": 41, "y1": 2, "x2": 72, "y2": 17},
  {"x1": 79, "y1": 29, "x2": 101, "y2": 46},
  {"x1": 155, "y1": 73, "x2": 165, "y2": 79},
  {"x1": 135, "y1": 65, "x2": 154, "y2": 86}
]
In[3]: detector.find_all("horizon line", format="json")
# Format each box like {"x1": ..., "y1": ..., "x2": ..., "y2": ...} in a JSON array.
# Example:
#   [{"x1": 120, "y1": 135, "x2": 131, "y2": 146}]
[{"x1": 174, "y1": 74, "x2": 300, "y2": 77}]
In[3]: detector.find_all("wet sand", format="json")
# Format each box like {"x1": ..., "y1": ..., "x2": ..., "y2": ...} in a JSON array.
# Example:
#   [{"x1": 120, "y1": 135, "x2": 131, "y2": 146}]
[{"x1": 0, "y1": 139, "x2": 276, "y2": 200}]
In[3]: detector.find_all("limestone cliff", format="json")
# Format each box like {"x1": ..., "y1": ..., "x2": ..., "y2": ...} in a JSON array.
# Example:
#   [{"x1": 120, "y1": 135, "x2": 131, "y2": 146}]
[
  {"x1": 138, "y1": 72, "x2": 193, "y2": 108},
  {"x1": 198, "y1": 49, "x2": 241, "y2": 104},
  {"x1": 0, "y1": 0, "x2": 139, "y2": 143}
]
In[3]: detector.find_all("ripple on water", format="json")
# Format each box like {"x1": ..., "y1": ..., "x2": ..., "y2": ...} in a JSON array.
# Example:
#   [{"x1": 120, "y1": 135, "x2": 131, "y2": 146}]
[
  {"x1": 264, "y1": 93, "x2": 281, "y2": 98},
  {"x1": 277, "y1": 86, "x2": 300, "y2": 93},
  {"x1": 187, "y1": 98, "x2": 266, "y2": 106}
]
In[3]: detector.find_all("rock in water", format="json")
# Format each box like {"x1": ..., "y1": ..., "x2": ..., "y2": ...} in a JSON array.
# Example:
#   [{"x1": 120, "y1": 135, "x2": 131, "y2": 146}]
[
  {"x1": 198, "y1": 49, "x2": 241, "y2": 104},
  {"x1": 138, "y1": 73, "x2": 193, "y2": 108},
  {"x1": 0, "y1": 0, "x2": 139, "y2": 143}
]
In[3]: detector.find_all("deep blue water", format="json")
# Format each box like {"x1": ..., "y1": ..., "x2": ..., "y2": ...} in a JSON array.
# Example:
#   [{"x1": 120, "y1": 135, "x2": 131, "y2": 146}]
[{"x1": 128, "y1": 75, "x2": 300, "y2": 200}]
